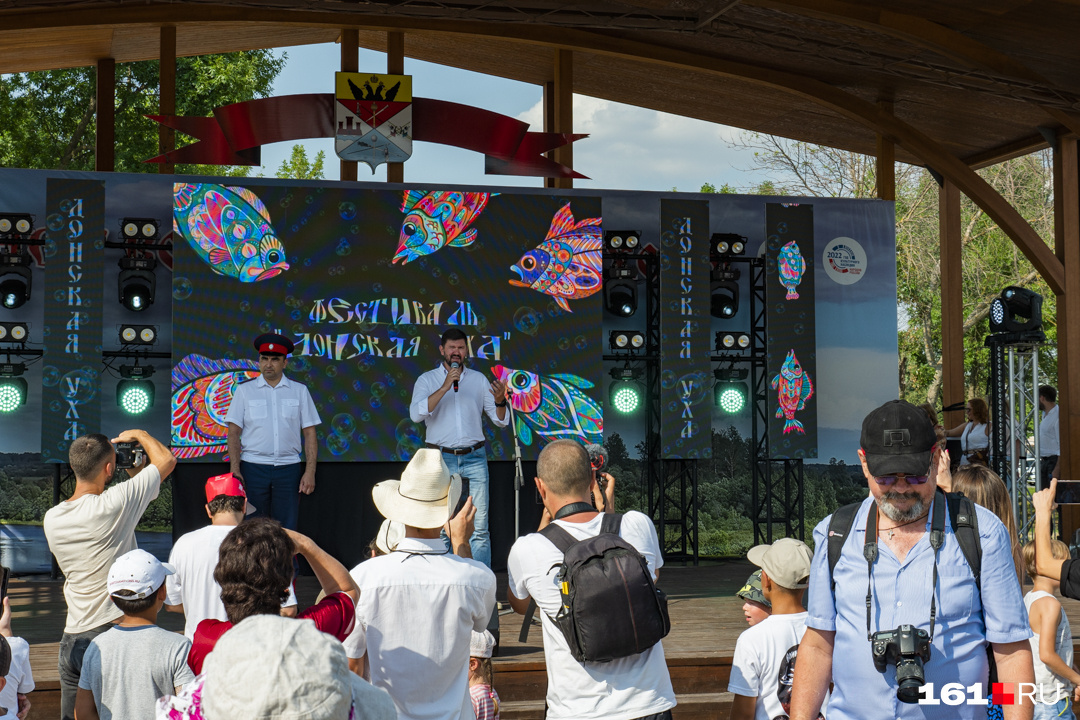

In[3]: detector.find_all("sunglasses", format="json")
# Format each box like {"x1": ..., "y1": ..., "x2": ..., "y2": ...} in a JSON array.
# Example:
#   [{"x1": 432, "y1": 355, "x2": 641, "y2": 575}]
[{"x1": 874, "y1": 474, "x2": 929, "y2": 486}]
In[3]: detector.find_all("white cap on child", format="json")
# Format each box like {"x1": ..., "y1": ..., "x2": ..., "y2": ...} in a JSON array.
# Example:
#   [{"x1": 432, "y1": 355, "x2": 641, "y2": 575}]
[
  {"x1": 107, "y1": 549, "x2": 175, "y2": 600},
  {"x1": 470, "y1": 630, "x2": 495, "y2": 659}
]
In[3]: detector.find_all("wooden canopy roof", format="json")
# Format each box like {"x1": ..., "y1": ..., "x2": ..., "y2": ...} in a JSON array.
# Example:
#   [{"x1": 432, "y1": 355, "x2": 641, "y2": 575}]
[{"x1": 0, "y1": 1, "x2": 1077, "y2": 168}]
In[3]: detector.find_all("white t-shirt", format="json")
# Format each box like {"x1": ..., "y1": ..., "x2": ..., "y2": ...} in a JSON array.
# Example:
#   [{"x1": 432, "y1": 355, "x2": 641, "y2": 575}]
[
  {"x1": 960, "y1": 422, "x2": 989, "y2": 466},
  {"x1": 166, "y1": 524, "x2": 298, "y2": 639},
  {"x1": 728, "y1": 612, "x2": 820, "y2": 720},
  {"x1": 506, "y1": 511, "x2": 676, "y2": 720},
  {"x1": 1041, "y1": 405, "x2": 1060, "y2": 457},
  {"x1": 43, "y1": 465, "x2": 161, "y2": 633},
  {"x1": 0, "y1": 636, "x2": 34, "y2": 720}
]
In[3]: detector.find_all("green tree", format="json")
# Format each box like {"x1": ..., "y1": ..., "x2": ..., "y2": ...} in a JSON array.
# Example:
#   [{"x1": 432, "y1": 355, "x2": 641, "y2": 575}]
[
  {"x1": 0, "y1": 50, "x2": 285, "y2": 175},
  {"x1": 276, "y1": 144, "x2": 326, "y2": 180}
]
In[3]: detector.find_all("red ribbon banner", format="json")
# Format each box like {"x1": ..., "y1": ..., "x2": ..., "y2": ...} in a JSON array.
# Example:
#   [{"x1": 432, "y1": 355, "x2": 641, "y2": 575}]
[{"x1": 147, "y1": 94, "x2": 587, "y2": 179}]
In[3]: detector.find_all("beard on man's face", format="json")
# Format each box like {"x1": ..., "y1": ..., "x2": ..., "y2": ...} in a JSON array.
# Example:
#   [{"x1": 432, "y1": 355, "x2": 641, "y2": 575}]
[{"x1": 879, "y1": 491, "x2": 927, "y2": 523}]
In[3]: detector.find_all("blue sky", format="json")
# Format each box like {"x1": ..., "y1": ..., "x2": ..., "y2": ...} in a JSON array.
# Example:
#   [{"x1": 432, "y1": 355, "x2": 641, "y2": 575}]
[{"x1": 256, "y1": 43, "x2": 769, "y2": 192}]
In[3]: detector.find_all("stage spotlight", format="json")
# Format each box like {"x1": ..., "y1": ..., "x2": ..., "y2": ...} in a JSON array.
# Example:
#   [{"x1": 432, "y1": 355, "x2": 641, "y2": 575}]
[
  {"x1": 0, "y1": 214, "x2": 33, "y2": 238},
  {"x1": 0, "y1": 322, "x2": 28, "y2": 343},
  {"x1": 0, "y1": 362, "x2": 27, "y2": 413},
  {"x1": 609, "y1": 366, "x2": 644, "y2": 415},
  {"x1": 605, "y1": 230, "x2": 642, "y2": 252},
  {"x1": 714, "y1": 367, "x2": 749, "y2": 414},
  {"x1": 715, "y1": 332, "x2": 751, "y2": 351},
  {"x1": 604, "y1": 267, "x2": 638, "y2": 318},
  {"x1": 710, "y1": 267, "x2": 740, "y2": 319},
  {"x1": 119, "y1": 325, "x2": 157, "y2": 345},
  {"x1": 989, "y1": 286, "x2": 1043, "y2": 334},
  {"x1": 121, "y1": 218, "x2": 160, "y2": 241},
  {"x1": 609, "y1": 330, "x2": 645, "y2": 352},
  {"x1": 118, "y1": 256, "x2": 157, "y2": 312},
  {"x1": 0, "y1": 251, "x2": 31, "y2": 310},
  {"x1": 117, "y1": 364, "x2": 155, "y2": 415},
  {"x1": 711, "y1": 233, "x2": 747, "y2": 257}
]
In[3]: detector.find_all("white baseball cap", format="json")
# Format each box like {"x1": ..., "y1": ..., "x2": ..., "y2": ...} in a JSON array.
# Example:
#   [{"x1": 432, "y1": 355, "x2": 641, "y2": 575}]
[{"x1": 107, "y1": 549, "x2": 175, "y2": 599}]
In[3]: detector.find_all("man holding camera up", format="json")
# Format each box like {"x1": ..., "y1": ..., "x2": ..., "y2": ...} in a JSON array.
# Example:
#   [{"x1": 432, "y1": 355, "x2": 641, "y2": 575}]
[
  {"x1": 789, "y1": 400, "x2": 1034, "y2": 720},
  {"x1": 43, "y1": 430, "x2": 176, "y2": 720}
]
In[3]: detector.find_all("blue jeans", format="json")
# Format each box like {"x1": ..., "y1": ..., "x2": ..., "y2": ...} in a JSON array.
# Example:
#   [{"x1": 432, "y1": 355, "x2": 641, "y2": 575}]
[
  {"x1": 441, "y1": 447, "x2": 491, "y2": 568},
  {"x1": 58, "y1": 622, "x2": 112, "y2": 720},
  {"x1": 241, "y1": 460, "x2": 303, "y2": 530},
  {"x1": 1034, "y1": 697, "x2": 1075, "y2": 720}
]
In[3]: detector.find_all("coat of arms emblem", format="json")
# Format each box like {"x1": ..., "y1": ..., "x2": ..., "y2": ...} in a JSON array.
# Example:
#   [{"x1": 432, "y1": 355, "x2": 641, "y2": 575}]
[{"x1": 335, "y1": 72, "x2": 412, "y2": 171}]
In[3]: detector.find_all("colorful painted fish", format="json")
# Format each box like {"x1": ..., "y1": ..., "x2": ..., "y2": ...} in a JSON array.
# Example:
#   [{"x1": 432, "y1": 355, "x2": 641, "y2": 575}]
[
  {"x1": 392, "y1": 190, "x2": 497, "y2": 264},
  {"x1": 491, "y1": 364, "x2": 603, "y2": 446},
  {"x1": 509, "y1": 204, "x2": 602, "y2": 313},
  {"x1": 173, "y1": 183, "x2": 289, "y2": 282},
  {"x1": 771, "y1": 349, "x2": 814, "y2": 434},
  {"x1": 777, "y1": 240, "x2": 805, "y2": 300},
  {"x1": 171, "y1": 354, "x2": 260, "y2": 459}
]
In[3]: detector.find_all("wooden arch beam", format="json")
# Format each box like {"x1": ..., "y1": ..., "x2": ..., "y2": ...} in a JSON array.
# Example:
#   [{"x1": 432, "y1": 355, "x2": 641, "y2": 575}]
[{"x1": 2, "y1": 6, "x2": 1063, "y2": 290}]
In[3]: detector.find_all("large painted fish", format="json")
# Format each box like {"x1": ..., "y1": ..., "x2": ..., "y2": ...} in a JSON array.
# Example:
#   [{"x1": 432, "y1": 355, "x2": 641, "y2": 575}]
[
  {"x1": 171, "y1": 354, "x2": 260, "y2": 459},
  {"x1": 509, "y1": 203, "x2": 602, "y2": 313},
  {"x1": 777, "y1": 240, "x2": 805, "y2": 300},
  {"x1": 491, "y1": 364, "x2": 602, "y2": 446},
  {"x1": 174, "y1": 183, "x2": 289, "y2": 282},
  {"x1": 392, "y1": 190, "x2": 497, "y2": 264},
  {"x1": 771, "y1": 349, "x2": 813, "y2": 434}
]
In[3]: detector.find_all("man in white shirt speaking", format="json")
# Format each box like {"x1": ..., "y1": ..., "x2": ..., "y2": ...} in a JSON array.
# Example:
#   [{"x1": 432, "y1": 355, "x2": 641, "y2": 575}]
[
  {"x1": 409, "y1": 328, "x2": 508, "y2": 569},
  {"x1": 43, "y1": 429, "x2": 176, "y2": 720},
  {"x1": 226, "y1": 332, "x2": 321, "y2": 531}
]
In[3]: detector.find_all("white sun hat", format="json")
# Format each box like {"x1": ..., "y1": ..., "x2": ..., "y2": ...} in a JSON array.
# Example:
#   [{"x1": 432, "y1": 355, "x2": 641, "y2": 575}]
[
  {"x1": 374, "y1": 519, "x2": 405, "y2": 555},
  {"x1": 372, "y1": 448, "x2": 461, "y2": 529}
]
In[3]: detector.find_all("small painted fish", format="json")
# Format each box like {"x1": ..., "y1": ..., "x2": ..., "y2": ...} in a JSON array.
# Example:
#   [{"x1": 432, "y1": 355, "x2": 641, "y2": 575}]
[
  {"x1": 392, "y1": 190, "x2": 497, "y2": 264},
  {"x1": 777, "y1": 240, "x2": 805, "y2": 300},
  {"x1": 509, "y1": 203, "x2": 602, "y2": 313},
  {"x1": 771, "y1": 349, "x2": 813, "y2": 434},
  {"x1": 171, "y1": 354, "x2": 260, "y2": 459},
  {"x1": 491, "y1": 364, "x2": 602, "y2": 446},
  {"x1": 174, "y1": 183, "x2": 289, "y2": 282}
]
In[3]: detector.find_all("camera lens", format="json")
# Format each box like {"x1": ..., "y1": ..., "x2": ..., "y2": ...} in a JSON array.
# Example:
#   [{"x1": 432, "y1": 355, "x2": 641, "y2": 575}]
[{"x1": 894, "y1": 658, "x2": 925, "y2": 704}]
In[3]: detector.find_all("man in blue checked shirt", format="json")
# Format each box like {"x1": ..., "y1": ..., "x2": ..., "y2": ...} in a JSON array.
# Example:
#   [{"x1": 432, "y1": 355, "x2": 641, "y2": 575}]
[{"x1": 789, "y1": 399, "x2": 1035, "y2": 720}]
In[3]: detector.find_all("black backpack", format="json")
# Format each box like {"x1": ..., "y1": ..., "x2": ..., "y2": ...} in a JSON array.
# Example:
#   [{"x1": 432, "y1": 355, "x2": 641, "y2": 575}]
[{"x1": 539, "y1": 513, "x2": 671, "y2": 663}]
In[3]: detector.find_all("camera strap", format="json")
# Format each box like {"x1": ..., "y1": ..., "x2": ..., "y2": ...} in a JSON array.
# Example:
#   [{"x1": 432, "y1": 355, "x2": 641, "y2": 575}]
[{"x1": 862, "y1": 488, "x2": 947, "y2": 641}]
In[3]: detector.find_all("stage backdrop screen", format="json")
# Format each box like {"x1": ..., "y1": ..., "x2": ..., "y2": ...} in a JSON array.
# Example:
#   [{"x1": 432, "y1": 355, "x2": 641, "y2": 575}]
[{"x1": 171, "y1": 183, "x2": 604, "y2": 462}]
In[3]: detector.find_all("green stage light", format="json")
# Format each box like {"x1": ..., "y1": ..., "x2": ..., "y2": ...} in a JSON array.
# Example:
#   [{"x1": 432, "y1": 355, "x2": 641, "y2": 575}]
[
  {"x1": 716, "y1": 383, "x2": 747, "y2": 414},
  {"x1": 0, "y1": 376, "x2": 26, "y2": 413},
  {"x1": 611, "y1": 381, "x2": 642, "y2": 414},
  {"x1": 117, "y1": 364, "x2": 155, "y2": 415}
]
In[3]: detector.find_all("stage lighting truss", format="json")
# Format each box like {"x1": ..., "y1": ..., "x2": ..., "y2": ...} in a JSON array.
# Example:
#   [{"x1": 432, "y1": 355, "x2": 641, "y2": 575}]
[
  {"x1": 604, "y1": 230, "x2": 642, "y2": 252},
  {"x1": 0, "y1": 322, "x2": 29, "y2": 344},
  {"x1": 711, "y1": 233, "x2": 747, "y2": 258},
  {"x1": 710, "y1": 266, "x2": 740, "y2": 319},
  {"x1": 117, "y1": 363, "x2": 155, "y2": 415},
  {"x1": 0, "y1": 214, "x2": 33, "y2": 240},
  {"x1": 609, "y1": 364, "x2": 644, "y2": 415},
  {"x1": 715, "y1": 331, "x2": 751, "y2": 352},
  {"x1": 0, "y1": 361, "x2": 27, "y2": 413},
  {"x1": 609, "y1": 330, "x2": 646, "y2": 353},
  {"x1": 0, "y1": 250, "x2": 32, "y2": 310},
  {"x1": 604, "y1": 265, "x2": 639, "y2": 318},
  {"x1": 714, "y1": 366, "x2": 749, "y2": 414},
  {"x1": 119, "y1": 324, "x2": 157, "y2": 346},
  {"x1": 120, "y1": 218, "x2": 160, "y2": 241},
  {"x1": 118, "y1": 255, "x2": 158, "y2": 312}
]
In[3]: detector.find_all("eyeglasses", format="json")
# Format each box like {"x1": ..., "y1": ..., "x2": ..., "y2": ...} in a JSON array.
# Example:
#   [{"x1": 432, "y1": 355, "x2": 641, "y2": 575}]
[{"x1": 874, "y1": 474, "x2": 929, "y2": 486}]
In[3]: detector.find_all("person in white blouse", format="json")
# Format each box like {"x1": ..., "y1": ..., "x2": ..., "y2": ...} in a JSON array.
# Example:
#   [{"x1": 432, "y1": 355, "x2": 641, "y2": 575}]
[
  {"x1": 945, "y1": 396, "x2": 990, "y2": 467},
  {"x1": 1038, "y1": 385, "x2": 1060, "y2": 490}
]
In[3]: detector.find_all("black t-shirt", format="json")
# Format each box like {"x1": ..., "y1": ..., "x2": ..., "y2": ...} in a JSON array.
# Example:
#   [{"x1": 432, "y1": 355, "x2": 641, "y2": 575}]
[{"x1": 1060, "y1": 558, "x2": 1080, "y2": 599}]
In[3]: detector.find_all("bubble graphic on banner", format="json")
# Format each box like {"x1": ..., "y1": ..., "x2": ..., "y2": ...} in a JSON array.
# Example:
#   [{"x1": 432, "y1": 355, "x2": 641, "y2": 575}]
[
  {"x1": 768, "y1": 234, "x2": 782, "y2": 250},
  {"x1": 513, "y1": 307, "x2": 542, "y2": 336},
  {"x1": 336, "y1": 240, "x2": 351, "y2": 256},
  {"x1": 43, "y1": 239, "x2": 57, "y2": 257},
  {"x1": 660, "y1": 369, "x2": 677, "y2": 390},
  {"x1": 46, "y1": 213, "x2": 65, "y2": 232},
  {"x1": 258, "y1": 321, "x2": 271, "y2": 333},
  {"x1": 291, "y1": 310, "x2": 301, "y2": 320},
  {"x1": 325, "y1": 366, "x2": 338, "y2": 378},
  {"x1": 53, "y1": 289, "x2": 65, "y2": 302},
  {"x1": 332, "y1": 413, "x2": 356, "y2": 438},
  {"x1": 240, "y1": 301, "x2": 251, "y2": 312},
  {"x1": 360, "y1": 411, "x2": 372, "y2": 422},
  {"x1": 371, "y1": 382, "x2": 387, "y2": 398},
  {"x1": 793, "y1": 322, "x2": 805, "y2": 335},
  {"x1": 431, "y1": 267, "x2": 441, "y2": 278},
  {"x1": 490, "y1": 441, "x2": 506, "y2": 458},
  {"x1": 42, "y1": 366, "x2": 60, "y2": 387},
  {"x1": 677, "y1": 372, "x2": 711, "y2": 405},
  {"x1": 172, "y1": 277, "x2": 193, "y2": 300},
  {"x1": 575, "y1": 335, "x2": 587, "y2": 350},
  {"x1": 357, "y1": 356, "x2": 375, "y2": 372},
  {"x1": 352, "y1": 380, "x2": 364, "y2": 392},
  {"x1": 395, "y1": 420, "x2": 423, "y2": 447},
  {"x1": 373, "y1": 283, "x2": 382, "y2": 293},
  {"x1": 290, "y1": 356, "x2": 311, "y2": 374},
  {"x1": 356, "y1": 433, "x2": 368, "y2": 445},
  {"x1": 773, "y1": 303, "x2": 786, "y2": 315},
  {"x1": 776, "y1": 222, "x2": 788, "y2": 234},
  {"x1": 327, "y1": 433, "x2": 350, "y2": 456},
  {"x1": 60, "y1": 369, "x2": 97, "y2": 403},
  {"x1": 448, "y1": 273, "x2": 460, "y2": 286},
  {"x1": 557, "y1": 337, "x2": 570, "y2": 351},
  {"x1": 49, "y1": 400, "x2": 62, "y2": 412}
]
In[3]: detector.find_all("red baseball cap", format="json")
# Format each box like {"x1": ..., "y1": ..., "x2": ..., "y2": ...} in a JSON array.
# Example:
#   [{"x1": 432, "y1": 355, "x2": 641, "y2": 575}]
[{"x1": 205, "y1": 473, "x2": 256, "y2": 514}]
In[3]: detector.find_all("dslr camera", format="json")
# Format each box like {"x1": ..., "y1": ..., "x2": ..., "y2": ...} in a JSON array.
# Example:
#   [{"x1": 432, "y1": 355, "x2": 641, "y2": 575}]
[
  {"x1": 115, "y1": 441, "x2": 145, "y2": 469},
  {"x1": 871, "y1": 624, "x2": 931, "y2": 704}
]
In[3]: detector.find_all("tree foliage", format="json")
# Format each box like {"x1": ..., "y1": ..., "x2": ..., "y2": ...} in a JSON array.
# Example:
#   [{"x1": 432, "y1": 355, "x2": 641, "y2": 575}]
[
  {"x1": 276, "y1": 144, "x2": 326, "y2": 180},
  {"x1": 0, "y1": 50, "x2": 285, "y2": 175}
]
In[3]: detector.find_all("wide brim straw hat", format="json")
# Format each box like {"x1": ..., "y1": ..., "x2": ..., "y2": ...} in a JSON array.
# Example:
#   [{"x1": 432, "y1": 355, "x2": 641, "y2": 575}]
[{"x1": 372, "y1": 448, "x2": 461, "y2": 529}]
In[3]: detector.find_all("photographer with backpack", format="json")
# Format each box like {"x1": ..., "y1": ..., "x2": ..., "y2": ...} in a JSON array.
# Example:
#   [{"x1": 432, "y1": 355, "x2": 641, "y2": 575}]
[{"x1": 507, "y1": 440, "x2": 675, "y2": 720}]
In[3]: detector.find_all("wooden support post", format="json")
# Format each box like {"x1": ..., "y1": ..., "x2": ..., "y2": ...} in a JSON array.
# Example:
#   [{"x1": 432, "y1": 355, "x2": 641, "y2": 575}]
[
  {"x1": 340, "y1": 29, "x2": 359, "y2": 183},
  {"x1": 159, "y1": 26, "x2": 176, "y2": 174},
  {"x1": 387, "y1": 31, "x2": 405, "y2": 184},
  {"x1": 939, "y1": 178, "x2": 965, "y2": 429},
  {"x1": 1054, "y1": 136, "x2": 1080, "y2": 536},
  {"x1": 552, "y1": 49, "x2": 573, "y2": 190},
  {"x1": 875, "y1": 101, "x2": 895, "y2": 201},
  {"x1": 95, "y1": 58, "x2": 115, "y2": 172}
]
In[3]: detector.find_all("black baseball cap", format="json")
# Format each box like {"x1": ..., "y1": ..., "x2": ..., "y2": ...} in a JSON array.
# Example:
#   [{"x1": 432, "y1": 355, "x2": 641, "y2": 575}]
[{"x1": 860, "y1": 399, "x2": 936, "y2": 477}]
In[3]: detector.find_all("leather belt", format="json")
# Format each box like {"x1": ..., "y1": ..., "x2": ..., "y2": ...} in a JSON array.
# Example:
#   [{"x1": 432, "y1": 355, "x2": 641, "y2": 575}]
[{"x1": 426, "y1": 440, "x2": 485, "y2": 455}]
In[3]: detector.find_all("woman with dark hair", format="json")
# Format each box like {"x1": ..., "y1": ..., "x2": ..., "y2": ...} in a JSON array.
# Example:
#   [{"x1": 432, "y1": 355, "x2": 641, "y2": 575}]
[
  {"x1": 186, "y1": 518, "x2": 359, "y2": 674},
  {"x1": 946, "y1": 397, "x2": 991, "y2": 466}
]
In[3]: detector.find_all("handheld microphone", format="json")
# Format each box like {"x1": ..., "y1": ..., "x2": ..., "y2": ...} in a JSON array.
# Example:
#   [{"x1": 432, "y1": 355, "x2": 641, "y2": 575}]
[
  {"x1": 451, "y1": 361, "x2": 460, "y2": 392},
  {"x1": 585, "y1": 443, "x2": 609, "y2": 473}
]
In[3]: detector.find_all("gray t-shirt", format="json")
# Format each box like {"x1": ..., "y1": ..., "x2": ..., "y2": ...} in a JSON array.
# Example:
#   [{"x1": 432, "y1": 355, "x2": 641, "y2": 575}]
[{"x1": 78, "y1": 624, "x2": 195, "y2": 720}]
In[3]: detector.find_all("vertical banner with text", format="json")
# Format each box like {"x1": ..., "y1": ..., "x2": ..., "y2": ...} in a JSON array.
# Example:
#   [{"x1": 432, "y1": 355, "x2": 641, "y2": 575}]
[
  {"x1": 765, "y1": 203, "x2": 817, "y2": 458},
  {"x1": 659, "y1": 199, "x2": 711, "y2": 459},
  {"x1": 41, "y1": 179, "x2": 106, "y2": 462}
]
